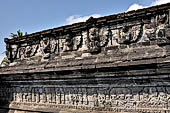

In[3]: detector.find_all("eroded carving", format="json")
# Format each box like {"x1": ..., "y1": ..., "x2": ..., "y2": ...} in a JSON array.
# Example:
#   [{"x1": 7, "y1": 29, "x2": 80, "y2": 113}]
[
  {"x1": 87, "y1": 27, "x2": 101, "y2": 53},
  {"x1": 1, "y1": 86, "x2": 170, "y2": 112},
  {"x1": 119, "y1": 25, "x2": 143, "y2": 44},
  {"x1": 86, "y1": 27, "x2": 108, "y2": 53}
]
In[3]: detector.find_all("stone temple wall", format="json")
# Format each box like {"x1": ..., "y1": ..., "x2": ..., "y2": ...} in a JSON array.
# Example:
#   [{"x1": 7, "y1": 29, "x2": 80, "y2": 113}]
[{"x1": 0, "y1": 3, "x2": 170, "y2": 113}]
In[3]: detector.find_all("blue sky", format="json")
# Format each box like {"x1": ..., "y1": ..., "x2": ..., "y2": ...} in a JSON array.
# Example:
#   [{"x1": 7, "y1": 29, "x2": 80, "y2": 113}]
[{"x1": 0, "y1": 0, "x2": 169, "y2": 61}]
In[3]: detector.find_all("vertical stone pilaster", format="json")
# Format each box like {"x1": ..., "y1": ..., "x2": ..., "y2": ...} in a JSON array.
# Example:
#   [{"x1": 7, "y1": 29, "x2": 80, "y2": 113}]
[{"x1": 169, "y1": 9, "x2": 170, "y2": 25}]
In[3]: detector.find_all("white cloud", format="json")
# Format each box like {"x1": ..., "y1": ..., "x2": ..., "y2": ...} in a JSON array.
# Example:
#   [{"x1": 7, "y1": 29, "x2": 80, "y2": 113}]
[
  {"x1": 66, "y1": 14, "x2": 101, "y2": 24},
  {"x1": 152, "y1": 0, "x2": 170, "y2": 6},
  {"x1": 127, "y1": 0, "x2": 170, "y2": 11},
  {"x1": 127, "y1": 4, "x2": 145, "y2": 11},
  {"x1": 66, "y1": 0, "x2": 170, "y2": 24}
]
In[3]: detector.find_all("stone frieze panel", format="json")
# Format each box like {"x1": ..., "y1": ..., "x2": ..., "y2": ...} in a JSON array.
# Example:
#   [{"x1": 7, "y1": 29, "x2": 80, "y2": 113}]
[
  {"x1": 5, "y1": 9, "x2": 170, "y2": 63},
  {"x1": 1, "y1": 84, "x2": 170, "y2": 112}
]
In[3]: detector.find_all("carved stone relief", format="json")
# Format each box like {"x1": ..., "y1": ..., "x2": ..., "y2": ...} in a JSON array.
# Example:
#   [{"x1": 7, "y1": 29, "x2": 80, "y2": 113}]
[
  {"x1": 87, "y1": 27, "x2": 101, "y2": 53},
  {"x1": 108, "y1": 29, "x2": 119, "y2": 46},
  {"x1": 18, "y1": 47, "x2": 25, "y2": 60},
  {"x1": 143, "y1": 22, "x2": 156, "y2": 41},
  {"x1": 50, "y1": 38, "x2": 58, "y2": 53},
  {"x1": 5, "y1": 10, "x2": 170, "y2": 62},
  {"x1": 11, "y1": 45, "x2": 19, "y2": 59},
  {"x1": 0, "y1": 86, "x2": 170, "y2": 113},
  {"x1": 24, "y1": 45, "x2": 38, "y2": 58},
  {"x1": 73, "y1": 35, "x2": 82, "y2": 51},
  {"x1": 39, "y1": 38, "x2": 51, "y2": 59},
  {"x1": 142, "y1": 13, "x2": 169, "y2": 42},
  {"x1": 1, "y1": 84, "x2": 170, "y2": 112},
  {"x1": 62, "y1": 34, "x2": 74, "y2": 52},
  {"x1": 119, "y1": 25, "x2": 142, "y2": 44},
  {"x1": 59, "y1": 34, "x2": 82, "y2": 53},
  {"x1": 86, "y1": 27, "x2": 108, "y2": 53},
  {"x1": 99, "y1": 27, "x2": 109, "y2": 47},
  {"x1": 156, "y1": 13, "x2": 169, "y2": 39},
  {"x1": 78, "y1": 32, "x2": 88, "y2": 51}
]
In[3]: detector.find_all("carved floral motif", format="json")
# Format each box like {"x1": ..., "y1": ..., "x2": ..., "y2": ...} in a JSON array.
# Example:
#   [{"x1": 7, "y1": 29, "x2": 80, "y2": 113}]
[
  {"x1": 143, "y1": 13, "x2": 169, "y2": 41},
  {"x1": 86, "y1": 27, "x2": 108, "y2": 53},
  {"x1": 119, "y1": 25, "x2": 142, "y2": 44},
  {"x1": 25, "y1": 45, "x2": 38, "y2": 58},
  {"x1": 60, "y1": 34, "x2": 82, "y2": 52}
]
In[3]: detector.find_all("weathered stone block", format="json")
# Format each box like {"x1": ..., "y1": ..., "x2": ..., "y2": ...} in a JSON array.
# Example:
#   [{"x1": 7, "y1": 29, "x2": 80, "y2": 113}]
[{"x1": 165, "y1": 28, "x2": 170, "y2": 38}]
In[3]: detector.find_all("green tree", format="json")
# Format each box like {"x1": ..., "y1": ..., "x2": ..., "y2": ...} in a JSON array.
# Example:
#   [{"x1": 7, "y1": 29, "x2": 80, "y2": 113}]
[
  {"x1": 10, "y1": 29, "x2": 27, "y2": 39},
  {"x1": 0, "y1": 57, "x2": 9, "y2": 66},
  {"x1": 1, "y1": 30, "x2": 27, "y2": 67}
]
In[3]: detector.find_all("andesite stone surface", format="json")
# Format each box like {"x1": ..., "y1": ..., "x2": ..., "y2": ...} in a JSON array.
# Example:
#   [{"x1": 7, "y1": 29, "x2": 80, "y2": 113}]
[{"x1": 1, "y1": 3, "x2": 170, "y2": 113}]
